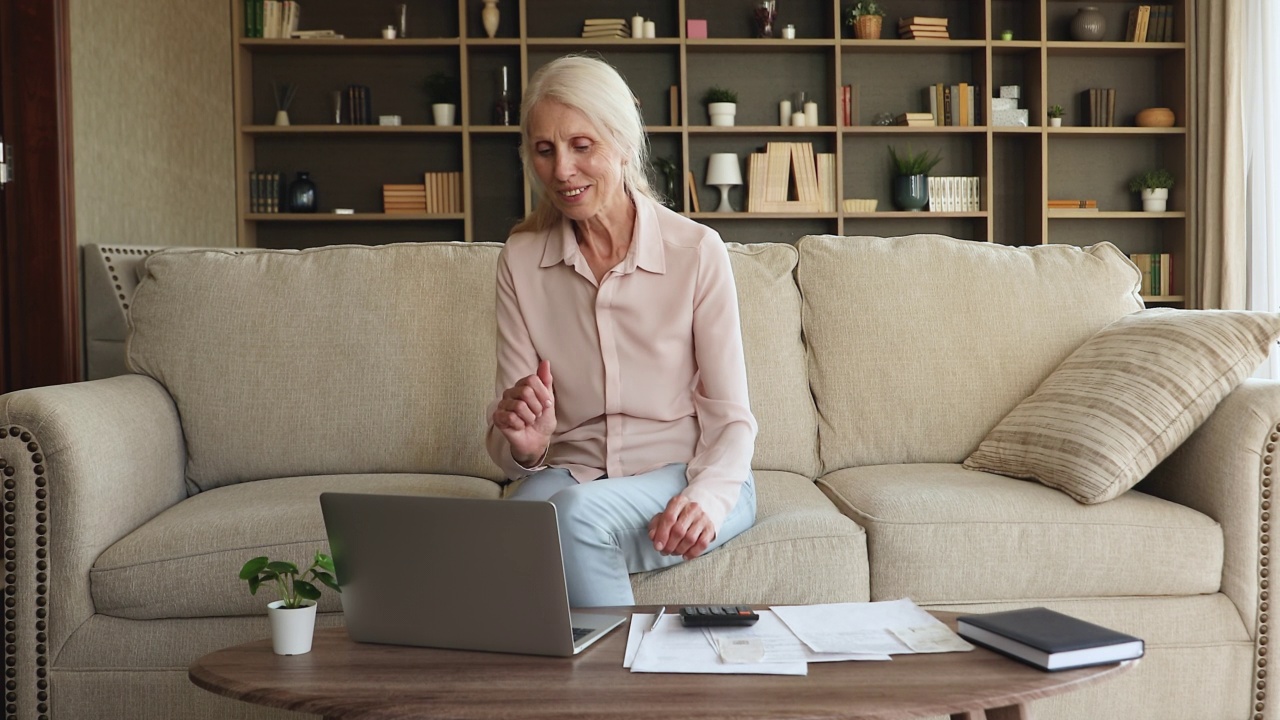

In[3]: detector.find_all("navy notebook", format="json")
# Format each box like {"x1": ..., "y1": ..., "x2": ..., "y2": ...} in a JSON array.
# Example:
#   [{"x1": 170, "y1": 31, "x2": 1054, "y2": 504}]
[{"x1": 956, "y1": 607, "x2": 1144, "y2": 671}]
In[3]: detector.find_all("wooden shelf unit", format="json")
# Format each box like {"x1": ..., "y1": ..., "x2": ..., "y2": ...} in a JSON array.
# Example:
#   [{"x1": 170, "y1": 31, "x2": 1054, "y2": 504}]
[{"x1": 232, "y1": 0, "x2": 1193, "y2": 303}]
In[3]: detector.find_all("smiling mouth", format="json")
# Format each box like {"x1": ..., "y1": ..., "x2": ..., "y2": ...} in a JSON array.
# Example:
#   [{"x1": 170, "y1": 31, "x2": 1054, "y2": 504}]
[{"x1": 559, "y1": 186, "x2": 588, "y2": 197}]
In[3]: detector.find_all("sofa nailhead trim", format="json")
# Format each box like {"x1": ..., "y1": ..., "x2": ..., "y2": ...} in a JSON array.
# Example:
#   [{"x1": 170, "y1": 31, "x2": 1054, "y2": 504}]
[
  {"x1": 1259, "y1": 425, "x2": 1280, "y2": 720},
  {"x1": 0, "y1": 426, "x2": 50, "y2": 720}
]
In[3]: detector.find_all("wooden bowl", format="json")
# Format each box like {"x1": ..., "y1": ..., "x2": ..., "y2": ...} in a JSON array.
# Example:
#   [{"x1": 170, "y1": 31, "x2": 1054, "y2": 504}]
[{"x1": 1135, "y1": 107, "x2": 1176, "y2": 127}]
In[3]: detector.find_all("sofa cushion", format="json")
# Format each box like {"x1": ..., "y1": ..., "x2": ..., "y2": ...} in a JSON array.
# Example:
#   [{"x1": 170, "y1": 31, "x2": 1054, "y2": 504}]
[
  {"x1": 818, "y1": 463, "x2": 1222, "y2": 602},
  {"x1": 629, "y1": 471, "x2": 870, "y2": 604},
  {"x1": 964, "y1": 308, "x2": 1280, "y2": 504},
  {"x1": 796, "y1": 235, "x2": 1142, "y2": 473},
  {"x1": 91, "y1": 474, "x2": 502, "y2": 619},
  {"x1": 726, "y1": 243, "x2": 819, "y2": 477},
  {"x1": 127, "y1": 243, "x2": 505, "y2": 494}
]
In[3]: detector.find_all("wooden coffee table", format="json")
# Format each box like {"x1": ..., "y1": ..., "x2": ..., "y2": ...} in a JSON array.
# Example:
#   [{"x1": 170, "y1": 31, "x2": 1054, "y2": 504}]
[{"x1": 189, "y1": 609, "x2": 1133, "y2": 720}]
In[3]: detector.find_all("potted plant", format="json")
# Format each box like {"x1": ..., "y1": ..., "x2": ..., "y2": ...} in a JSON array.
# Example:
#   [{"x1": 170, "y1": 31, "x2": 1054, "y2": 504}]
[
  {"x1": 844, "y1": 1, "x2": 885, "y2": 39},
  {"x1": 702, "y1": 86, "x2": 739, "y2": 127},
  {"x1": 888, "y1": 144, "x2": 942, "y2": 211},
  {"x1": 424, "y1": 72, "x2": 460, "y2": 126},
  {"x1": 1047, "y1": 104, "x2": 1064, "y2": 127},
  {"x1": 1128, "y1": 168, "x2": 1174, "y2": 212},
  {"x1": 240, "y1": 550, "x2": 341, "y2": 655}
]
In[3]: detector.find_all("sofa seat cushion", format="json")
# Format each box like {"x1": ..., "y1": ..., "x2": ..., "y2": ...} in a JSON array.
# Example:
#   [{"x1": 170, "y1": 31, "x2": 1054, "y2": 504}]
[
  {"x1": 628, "y1": 470, "x2": 870, "y2": 604},
  {"x1": 817, "y1": 463, "x2": 1221, "y2": 603},
  {"x1": 91, "y1": 474, "x2": 501, "y2": 619}
]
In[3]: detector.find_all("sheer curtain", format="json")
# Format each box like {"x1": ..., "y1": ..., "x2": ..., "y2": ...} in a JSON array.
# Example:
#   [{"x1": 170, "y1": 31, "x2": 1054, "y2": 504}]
[{"x1": 1246, "y1": 0, "x2": 1280, "y2": 377}]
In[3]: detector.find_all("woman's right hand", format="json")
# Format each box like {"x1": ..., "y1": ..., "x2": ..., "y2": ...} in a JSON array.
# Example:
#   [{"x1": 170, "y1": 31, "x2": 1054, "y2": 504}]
[{"x1": 492, "y1": 360, "x2": 556, "y2": 466}]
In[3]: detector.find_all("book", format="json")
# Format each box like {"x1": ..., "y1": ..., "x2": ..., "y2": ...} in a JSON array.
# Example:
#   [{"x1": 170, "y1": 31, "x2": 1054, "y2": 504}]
[
  {"x1": 669, "y1": 85, "x2": 679, "y2": 125},
  {"x1": 582, "y1": 17, "x2": 628, "y2": 26},
  {"x1": 581, "y1": 28, "x2": 629, "y2": 38},
  {"x1": 898, "y1": 16, "x2": 948, "y2": 27},
  {"x1": 956, "y1": 607, "x2": 1144, "y2": 671},
  {"x1": 686, "y1": 170, "x2": 700, "y2": 212}
]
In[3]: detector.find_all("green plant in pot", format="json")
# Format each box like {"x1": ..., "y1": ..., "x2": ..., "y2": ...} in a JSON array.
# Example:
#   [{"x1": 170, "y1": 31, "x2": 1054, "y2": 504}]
[
  {"x1": 424, "y1": 72, "x2": 461, "y2": 126},
  {"x1": 240, "y1": 550, "x2": 341, "y2": 656},
  {"x1": 888, "y1": 144, "x2": 943, "y2": 211},
  {"x1": 844, "y1": 1, "x2": 885, "y2": 39},
  {"x1": 1047, "y1": 104, "x2": 1064, "y2": 127},
  {"x1": 1128, "y1": 168, "x2": 1174, "y2": 212},
  {"x1": 703, "y1": 86, "x2": 739, "y2": 127}
]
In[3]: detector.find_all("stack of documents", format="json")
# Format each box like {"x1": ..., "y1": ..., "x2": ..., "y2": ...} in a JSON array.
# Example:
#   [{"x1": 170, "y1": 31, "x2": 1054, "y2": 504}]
[{"x1": 623, "y1": 598, "x2": 972, "y2": 675}]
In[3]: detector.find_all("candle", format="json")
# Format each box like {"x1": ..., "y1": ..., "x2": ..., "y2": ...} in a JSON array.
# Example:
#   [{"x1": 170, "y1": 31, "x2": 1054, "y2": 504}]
[
  {"x1": 804, "y1": 101, "x2": 818, "y2": 126},
  {"x1": 631, "y1": 14, "x2": 644, "y2": 38},
  {"x1": 381, "y1": 25, "x2": 397, "y2": 39},
  {"x1": 782, "y1": 24, "x2": 796, "y2": 39},
  {"x1": 643, "y1": 20, "x2": 656, "y2": 38},
  {"x1": 779, "y1": 100, "x2": 792, "y2": 126},
  {"x1": 791, "y1": 111, "x2": 807, "y2": 127}
]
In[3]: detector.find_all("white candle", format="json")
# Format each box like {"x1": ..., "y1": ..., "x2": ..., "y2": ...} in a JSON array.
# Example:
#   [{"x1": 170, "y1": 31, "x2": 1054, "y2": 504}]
[
  {"x1": 804, "y1": 101, "x2": 818, "y2": 126},
  {"x1": 791, "y1": 111, "x2": 807, "y2": 127},
  {"x1": 643, "y1": 20, "x2": 656, "y2": 38},
  {"x1": 631, "y1": 15, "x2": 644, "y2": 38},
  {"x1": 779, "y1": 100, "x2": 792, "y2": 126},
  {"x1": 782, "y1": 25, "x2": 796, "y2": 39}
]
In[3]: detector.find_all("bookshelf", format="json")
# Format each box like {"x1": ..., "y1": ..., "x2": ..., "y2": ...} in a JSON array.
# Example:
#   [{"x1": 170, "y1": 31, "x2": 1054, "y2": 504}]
[{"x1": 232, "y1": 0, "x2": 1193, "y2": 305}]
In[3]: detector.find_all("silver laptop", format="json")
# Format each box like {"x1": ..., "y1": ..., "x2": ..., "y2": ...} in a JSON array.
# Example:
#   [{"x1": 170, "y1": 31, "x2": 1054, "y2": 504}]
[{"x1": 319, "y1": 492, "x2": 626, "y2": 657}]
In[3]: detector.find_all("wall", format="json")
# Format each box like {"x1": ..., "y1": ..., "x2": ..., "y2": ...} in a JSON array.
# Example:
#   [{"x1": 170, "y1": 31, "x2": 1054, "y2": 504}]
[{"x1": 70, "y1": 0, "x2": 236, "y2": 248}]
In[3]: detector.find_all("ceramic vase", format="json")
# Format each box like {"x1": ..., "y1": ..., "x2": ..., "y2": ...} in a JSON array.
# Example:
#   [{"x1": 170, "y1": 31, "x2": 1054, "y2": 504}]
[
  {"x1": 481, "y1": 0, "x2": 499, "y2": 38},
  {"x1": 287, "y1": 171, "x2": 317, "y2": 213},
  {"x1": 708, "y1": 102, "x2": 736, "y2": 127},
  {"x1": 893, "y1": 174, "x2": 929, "y2": 211},
  {"x1": 267, "y1": 600, "x2": 317, "y2": 655},
  {"x1": 1070, "y1": 6, "x2": 1106, "y2": 41},
  {"x1": 1141, "y1": 188, "x2": 1169, "y2": 212},
  {"x1": 432, "y1": 103, "x2": 457, "y2": 126},
  {"x1": 274, "y1": 110, "x2": 290, "y2": 126}
]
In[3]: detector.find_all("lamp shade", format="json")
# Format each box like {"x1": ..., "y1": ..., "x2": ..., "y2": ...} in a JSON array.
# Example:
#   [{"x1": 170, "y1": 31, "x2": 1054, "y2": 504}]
[{"x1": 705, "y1": 153, "x2": 743, "y2": 186}]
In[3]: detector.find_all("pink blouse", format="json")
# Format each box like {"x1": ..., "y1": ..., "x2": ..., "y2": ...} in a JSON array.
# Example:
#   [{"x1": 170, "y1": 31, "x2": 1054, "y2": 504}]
[{"x1": 485, "y1": 194, "x2": 757, "y2": 532}]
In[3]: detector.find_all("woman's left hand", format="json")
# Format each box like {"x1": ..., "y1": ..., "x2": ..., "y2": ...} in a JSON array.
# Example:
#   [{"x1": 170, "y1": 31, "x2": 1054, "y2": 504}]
[{"x1": 648, "y1": 495, "x2": 716, "y2": 560}]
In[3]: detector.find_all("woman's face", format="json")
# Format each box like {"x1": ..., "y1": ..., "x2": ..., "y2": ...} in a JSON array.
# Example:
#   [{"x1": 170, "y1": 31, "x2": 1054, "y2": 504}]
[{"x1": 527, "y1": 100, "x2": 628, "y2": 225}]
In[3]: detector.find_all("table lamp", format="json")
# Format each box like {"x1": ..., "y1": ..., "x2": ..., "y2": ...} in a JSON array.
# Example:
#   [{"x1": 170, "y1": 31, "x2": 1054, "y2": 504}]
[{"x1": 706, "y1": 153, "x2": 743, "y2": 213}]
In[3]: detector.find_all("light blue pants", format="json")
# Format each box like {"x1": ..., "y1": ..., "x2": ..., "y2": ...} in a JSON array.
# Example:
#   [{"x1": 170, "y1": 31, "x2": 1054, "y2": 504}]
[{"x1": 507, "y1": 463, "x2": 757, "y2": 607}]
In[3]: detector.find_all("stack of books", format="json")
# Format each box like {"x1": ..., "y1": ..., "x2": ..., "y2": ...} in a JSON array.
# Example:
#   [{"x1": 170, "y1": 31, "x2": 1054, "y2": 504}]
[
  {"x1": 248, "y1": 171, "x2": 283, "y2": 213},
  {"x1": 1084, "y1": 88, "x2": 1116, "y2": 127},
  {"x1": 746, "y1": 142, "x2": 836, "y2": 213},
  {"x1": 383, "y1": 184, "x2": 427, "y2": 214},
  {"x1": 899, "y1": 16, "x2": 949, "y2": 40},
  {"x1": 1048, "y1": 199, "x2": 1099, "y2": 211},
  {"x1": 927, "y1": 177, "x2": 980, "y2": 212},
  {"x1": 1125, "y1": 5, "x2": 1175, "y2": 42},
  {"x1": 581, "y1": 18, "x2": 629, "y2": 38},
  {"x1": 291, "y1": 29, "x2": 342, "y2": 39},
  {"x1": 894, "y1": 112, "x2": 934, "y2": 127},
  {"x1": 840, "y1": 84, "x2": 859, "y2": 126},
  {"x1": 344, "y1": 85, "x2": 373, "y2": 125},
  {"x1": 244, "y1": 0, "x2": 301, "y2": 39},
  {"x1": 922, "y1": 83, "x2": 978, "y2": 126},
  {"x1": 423, "y1": 172, "x2": 463, "y2": 213},
  {"x1": 1131, "y1": 253, "x2": 1173, "y2": 296},
  {"x1": 957, "y1": 607, "x2": 1144, "y2": 671}
]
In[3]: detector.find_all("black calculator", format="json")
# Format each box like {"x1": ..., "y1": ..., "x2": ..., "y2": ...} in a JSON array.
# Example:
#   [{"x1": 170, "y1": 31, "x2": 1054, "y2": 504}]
[{"x1": 679, "y1": 605, "x2": 760, "y2": 627}]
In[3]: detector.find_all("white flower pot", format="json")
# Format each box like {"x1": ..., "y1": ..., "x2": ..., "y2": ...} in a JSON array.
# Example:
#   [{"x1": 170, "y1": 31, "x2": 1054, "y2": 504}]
[
  {"x1": 267, "y1": 600, "x2": 317, "y2": 655},
  {"x1": 1141, "y1": 187, "x2": 1169, "y2": 212},
  {"x1": 1048, "y1": 117, "x2": 1062, "y2": 127},
  {"x1": 432, "y1": 103, "x2": 457, "y2": 126},
  {"x1": 708, "y1": 102, "x2": 736, "y2": 127}
]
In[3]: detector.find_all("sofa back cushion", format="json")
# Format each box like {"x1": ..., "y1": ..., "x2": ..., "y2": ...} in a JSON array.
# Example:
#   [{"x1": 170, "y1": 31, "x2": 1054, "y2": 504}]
[
  {"x1": 727, "y1": 243, "x2": 819, "y2": 478},
  {"x1": 797, "y1": 234, "x2": 1143, "y2": 472},
  {"x1": 128, "y1": 243, "x2": 504, "y2": 493}
]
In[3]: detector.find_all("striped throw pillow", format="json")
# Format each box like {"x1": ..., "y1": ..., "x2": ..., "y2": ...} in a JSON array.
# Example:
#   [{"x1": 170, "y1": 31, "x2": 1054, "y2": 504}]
[{"x1": 963, "y1": 308, "x2": 1280, "y2": 504}]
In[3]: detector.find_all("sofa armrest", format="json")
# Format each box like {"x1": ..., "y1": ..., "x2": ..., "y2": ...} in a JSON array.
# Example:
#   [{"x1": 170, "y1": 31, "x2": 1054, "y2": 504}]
[{"x1": 0, "y1": 374, "x2": 186, "y2": 700}]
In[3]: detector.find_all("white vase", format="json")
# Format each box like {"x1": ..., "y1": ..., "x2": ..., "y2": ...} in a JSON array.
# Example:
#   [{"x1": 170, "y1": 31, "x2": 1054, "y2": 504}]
[
  {"x1": 274, "y1": 110, "x2": 290, "y2": 126},
  {"x1": 267, "y1": 600, "x2": 317, "y2": 655},
  {"x1": 708, "y1": 102, "x2": 736, "y2": 127},
  {"x1": 481, "y1": 0, "x2": 499, "y2": 38},
  {"x1": 1141, "y1": 187, "x2": 1169, "y2": 212},
  {"x1": 1048, "y1": 117, "x2": 1062, "y2": 127},
  {"x1": 432, "y1": 103, "x2": 457, "y2": 126}
]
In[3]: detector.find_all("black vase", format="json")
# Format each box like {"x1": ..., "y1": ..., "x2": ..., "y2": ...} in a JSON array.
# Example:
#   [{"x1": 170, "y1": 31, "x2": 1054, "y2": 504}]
[{"x1": 288, "y1": 171, "x2": 317, "y2": 213}]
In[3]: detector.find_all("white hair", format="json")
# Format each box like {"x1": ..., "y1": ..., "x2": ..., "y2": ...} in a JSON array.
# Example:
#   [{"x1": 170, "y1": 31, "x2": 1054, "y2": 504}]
[{"x1": 514, "y1": 55, "x2": 657, "y2": 232}]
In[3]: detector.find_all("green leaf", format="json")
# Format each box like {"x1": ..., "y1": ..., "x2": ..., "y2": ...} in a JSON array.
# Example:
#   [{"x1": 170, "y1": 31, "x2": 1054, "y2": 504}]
[
  {"x1": 314, "y1": 552, "x2": 336, "y2": 574},
  {"x1": 239, "y1": 557, "x2": 269, "y2": 580},
  {"x1": 294, "y1": 580, "x2": 321, "y2": 601},
  {"x1": 312, "y1": 570, "x2": 342, "y2": 593},
  {"x1": 248, "y1": 575, "x2": 263, "y2": 595},
  {"x1": 266, "y1": 561, "x2": 299, "y2": 575}
]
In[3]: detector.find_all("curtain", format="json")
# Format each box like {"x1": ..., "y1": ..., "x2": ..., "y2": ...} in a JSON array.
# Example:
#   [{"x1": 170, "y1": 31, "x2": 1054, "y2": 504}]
[
  {"x1": 1193, "y1": 0, "x2": 1247, "y2": 309},
  {"x1": 1245, "y1": 0, "x2": 1280, "y2": 376}
]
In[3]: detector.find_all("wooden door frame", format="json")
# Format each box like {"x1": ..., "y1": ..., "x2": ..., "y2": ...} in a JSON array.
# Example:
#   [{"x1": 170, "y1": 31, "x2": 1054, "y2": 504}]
[{"x1": 0, "y1": 0, "x2": 79, "y2": 394}]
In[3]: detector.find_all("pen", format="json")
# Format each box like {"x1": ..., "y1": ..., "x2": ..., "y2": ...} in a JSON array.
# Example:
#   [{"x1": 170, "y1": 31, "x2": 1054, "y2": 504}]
[{"x1": 650, "y1": 606, "x2": 666, "y2": 632}]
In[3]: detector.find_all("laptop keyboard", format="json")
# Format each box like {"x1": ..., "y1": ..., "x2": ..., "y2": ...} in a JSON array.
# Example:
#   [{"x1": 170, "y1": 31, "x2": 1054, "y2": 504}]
[{"x1": 571, "y1": 627, "x2": 593, "y2": 641}]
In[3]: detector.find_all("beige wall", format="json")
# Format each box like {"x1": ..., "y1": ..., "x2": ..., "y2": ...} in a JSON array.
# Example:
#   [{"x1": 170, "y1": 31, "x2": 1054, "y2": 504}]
[{"x1": 70, "y1": 0, "x2": 236, "y2": 248}]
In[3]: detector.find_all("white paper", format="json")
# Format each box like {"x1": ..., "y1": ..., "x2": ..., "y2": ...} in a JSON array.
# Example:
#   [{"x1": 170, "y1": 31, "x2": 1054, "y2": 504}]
[
  {"x1": 623, "y1": 612, "x2": 807, "y2": 675},
  {"x1": 771, "y1": 598, "x2": 959, "y2": 655},
  {"x1": 890, "y1": 625, "x2": 975, "y2": 653},
  {"x1": 704, "y1": 610, "x2": 890, "y2": 663}
]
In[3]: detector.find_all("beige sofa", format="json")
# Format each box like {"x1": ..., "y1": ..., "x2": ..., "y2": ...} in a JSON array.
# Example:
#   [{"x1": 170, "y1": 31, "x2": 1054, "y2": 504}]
[{"x1": 0, "y1": 235, "x2": 1267, "y2": 719}]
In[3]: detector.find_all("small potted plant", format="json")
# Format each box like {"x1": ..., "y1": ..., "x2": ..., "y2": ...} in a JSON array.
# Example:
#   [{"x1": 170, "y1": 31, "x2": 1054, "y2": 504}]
[
  {"x1": 240, "y1": 550, "x2": 341, "y2": 655},
  {"x1": 702, "y1": 86, "x2": 739, "y2": 127},
  {"x1": 1128, "y1": 168, "x2": 1175, "y2": 212},
  {"x1": 1047, "y1": 104, "x2": 1064, "y2": 127},
  {"x1": 844, "y1": 1, "x2": 885, "y2": 39},
  {"x1": 424, "y1": 72, "x2": 461, "y2": 126},
  {"x1": 888, "y1": 145, "x2": 943, "y2": 211}
]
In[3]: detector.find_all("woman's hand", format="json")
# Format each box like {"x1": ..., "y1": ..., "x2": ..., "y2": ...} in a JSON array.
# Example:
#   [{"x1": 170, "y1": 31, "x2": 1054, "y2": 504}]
[
  {"x1": 492, "y1": 360, "x2": 556, "y2": 466},
  {"x1": 648, "y1": 495, "x2": 716, "y2": 560}
]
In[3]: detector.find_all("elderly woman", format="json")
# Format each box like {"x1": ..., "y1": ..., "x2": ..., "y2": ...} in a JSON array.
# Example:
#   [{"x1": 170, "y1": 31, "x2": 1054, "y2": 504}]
[{"x1": 486, "y1": 55, "x2": 757, "y2": 608}]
